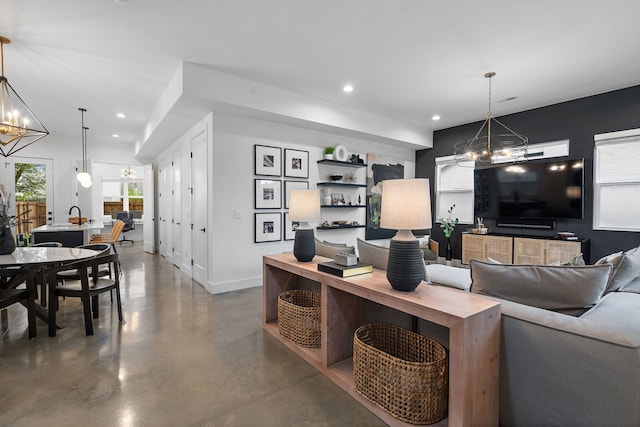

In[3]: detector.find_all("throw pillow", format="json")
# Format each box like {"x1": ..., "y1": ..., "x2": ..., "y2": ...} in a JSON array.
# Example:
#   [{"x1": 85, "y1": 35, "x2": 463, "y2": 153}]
[
  {"x1": 315, "y1": 239, "x2": 355, "y2": 259},
  {"x1": 562, "y1": 253, "x2": 586, "y2": 266},
  {"x1": 595, "y1": 247, "x2": 640, "y2": 293},
  {"x1": 357, "y1": 238, "x2": 389, "y2": 270},
  {"x1": 469, "y1": 260, "x2": 612, "y2": 312}
]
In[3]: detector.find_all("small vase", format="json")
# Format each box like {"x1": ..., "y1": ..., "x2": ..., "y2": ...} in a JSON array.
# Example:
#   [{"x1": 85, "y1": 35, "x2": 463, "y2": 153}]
[
  {"x1": 324, "y1": 153, "x2": 333, "y2": 160},
  {"x1": 0, "y1": 227, "x2": 16, "y2": 255},
  {"x1": 446, "y1": 238, "x2": 452, "y2": 261}
]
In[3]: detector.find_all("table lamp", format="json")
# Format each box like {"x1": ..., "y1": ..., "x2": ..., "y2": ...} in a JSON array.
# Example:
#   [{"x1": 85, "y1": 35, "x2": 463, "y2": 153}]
[
  {"x1": 380, "y1": 178, "x2": 432, "y2": 292},
  {"x1": 289, "y1": 189, "x2": 321, "y2": 262}
]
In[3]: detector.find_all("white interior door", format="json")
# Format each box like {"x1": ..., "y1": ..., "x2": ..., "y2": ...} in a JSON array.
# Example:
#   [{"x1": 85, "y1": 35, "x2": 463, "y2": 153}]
[
  {"x1": 171, "y1": 147, "x2": 182, "y2": 267},
  {"x1": 157, "y1": 162, "x2": 168, "y2": 257},
  {"x1": 180, "y1": 139, "x2": 192, "y2": 277},
  {"x1": 191, "y1": 130, "x2": 208, "y2": 286},
  {"x1": 143, "y1": 164, "x2": 155, "y2": 253}
]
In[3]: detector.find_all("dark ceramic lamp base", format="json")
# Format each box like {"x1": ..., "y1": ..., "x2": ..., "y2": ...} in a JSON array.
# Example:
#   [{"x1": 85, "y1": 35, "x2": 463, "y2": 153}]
[
  {"x1": 293, "y1": 228, "x2": 315, "y2": 262},
  {"x1": 386, "y1": 239, "x2": 424, "y2": 292}
]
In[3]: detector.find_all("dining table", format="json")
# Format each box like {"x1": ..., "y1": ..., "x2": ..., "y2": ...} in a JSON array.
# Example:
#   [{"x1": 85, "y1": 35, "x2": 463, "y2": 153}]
[{"x1": 0, "y1": 246, "x2": 100, "y2": 335}]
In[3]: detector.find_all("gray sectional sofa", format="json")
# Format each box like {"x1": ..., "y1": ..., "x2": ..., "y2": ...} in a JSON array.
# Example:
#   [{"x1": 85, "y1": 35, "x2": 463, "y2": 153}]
[
  {"x1": 468, "y1": 255, "x2": 640, "y2": 427},
  {"x1": 355, "y1": 238, "x2": 640, "y2": 426}
]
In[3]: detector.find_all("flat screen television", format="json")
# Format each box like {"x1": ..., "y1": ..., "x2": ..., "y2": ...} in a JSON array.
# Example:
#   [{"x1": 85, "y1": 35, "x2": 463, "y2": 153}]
[{"x1": 474, "y1": 159, "x2": 584, "y2": 220}]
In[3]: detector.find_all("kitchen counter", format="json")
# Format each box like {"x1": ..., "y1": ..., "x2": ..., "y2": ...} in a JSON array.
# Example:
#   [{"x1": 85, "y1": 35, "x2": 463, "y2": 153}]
[{"x1": 31, "y1": 222, "x2": 104, "y2": 246}]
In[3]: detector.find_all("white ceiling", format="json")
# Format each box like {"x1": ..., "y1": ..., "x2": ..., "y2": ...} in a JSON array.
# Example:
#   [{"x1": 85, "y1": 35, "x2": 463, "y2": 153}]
[{"x1": 3, "y1": 0, "x2": 640, "y2": 154}]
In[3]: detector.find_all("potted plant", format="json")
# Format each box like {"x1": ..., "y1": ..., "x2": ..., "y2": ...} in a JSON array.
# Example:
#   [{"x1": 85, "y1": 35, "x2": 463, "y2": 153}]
[
  {"x1": 324, "y1": 146, "x2": 335, "y2": 160},
  {"x1": 438, "y1": 204, "x2": 459, "y2": 263}
]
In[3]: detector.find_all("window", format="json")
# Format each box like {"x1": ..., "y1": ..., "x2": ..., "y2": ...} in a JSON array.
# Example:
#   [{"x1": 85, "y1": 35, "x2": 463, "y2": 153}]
[
  {"x1": 435, "y1": 156, "x2": 474, "y2": 224},
  {"x1": 102, "y1": 179, "x2": 144, "y2": 216},
  {"x1": 594, "y1": 129, "x2": 640, "y2": 231}
]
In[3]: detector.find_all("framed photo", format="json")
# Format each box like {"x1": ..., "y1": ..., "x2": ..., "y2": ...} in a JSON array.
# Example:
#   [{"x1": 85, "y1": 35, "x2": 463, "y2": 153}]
[
  {"x1": 284, "y1": 212, "x2": 300, "y2": 241},
  {"x1": 284, "y1": 149, "x2": 309, "y2": 178},
  {"x1": 284, "y1": 180, "x2": 309, "y2": 208},
  {"x1": 255, "y1": 213, "x2": 282, "y2": 243},
  {"x1": 255, "y1": 145, "x2": 282, "y2": 176},
  {"x1": 255, "y1": 179, "x2": 282, "y2": 209}
]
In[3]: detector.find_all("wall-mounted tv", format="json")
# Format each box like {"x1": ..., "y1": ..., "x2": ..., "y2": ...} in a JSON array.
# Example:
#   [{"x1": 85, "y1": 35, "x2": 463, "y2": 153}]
[{"x1": 474, "y1": 159, "x2": 584, "y2": 221}]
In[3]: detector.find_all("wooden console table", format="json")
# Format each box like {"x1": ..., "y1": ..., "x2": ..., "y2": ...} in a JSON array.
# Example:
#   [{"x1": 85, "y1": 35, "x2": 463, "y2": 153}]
[{"x1": 263, "y1": 253, "x2": 501, "y2": 426}]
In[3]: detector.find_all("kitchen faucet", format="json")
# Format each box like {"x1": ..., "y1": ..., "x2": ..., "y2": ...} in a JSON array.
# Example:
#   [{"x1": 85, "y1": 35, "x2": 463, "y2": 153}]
[{"x1": 69, "y1": 205, "x2": 82, "y2": 226}]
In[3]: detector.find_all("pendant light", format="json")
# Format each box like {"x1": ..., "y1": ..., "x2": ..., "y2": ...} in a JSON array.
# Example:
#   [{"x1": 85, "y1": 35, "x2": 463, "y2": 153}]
[
  {"x1": 453, "y1": 72, "x2": 528, "y2": 165},
  {"x1": 77, "y1": 108, "x2": 92, "y2": 188},
  {"x1": 0, "y1": 36, "x2": 49, "y2": 157}
]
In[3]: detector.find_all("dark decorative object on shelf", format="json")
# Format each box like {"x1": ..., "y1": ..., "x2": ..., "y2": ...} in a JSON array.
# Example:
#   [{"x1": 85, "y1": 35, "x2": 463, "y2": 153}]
[
  {"x1": 350, "y1": 154, "x2": 364, "y2": 164},
  {"x1": 446, "y1": 238, "x2": 452, "y2": 261}
]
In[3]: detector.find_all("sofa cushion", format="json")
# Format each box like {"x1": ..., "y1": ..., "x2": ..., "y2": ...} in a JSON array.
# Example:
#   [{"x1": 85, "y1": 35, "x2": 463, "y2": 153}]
[
  {"x1": 425, "y1": 264, "x2": 472, "y2": 291},
  {"x1": 356, "y1": 238, "x2": 388, "y2": 270},
  {"x1": 315, "y1": 239, "x2": 355, "y2": 259},
  {"x1": 469, "y1": 260, "x2": 612, "y2": 312},
  {"x1": 620, "y1": 275, "x2": 640, "y2": 294},
  {"x1": 596, "y1": 246, "x2": 640, "y2": 293}
]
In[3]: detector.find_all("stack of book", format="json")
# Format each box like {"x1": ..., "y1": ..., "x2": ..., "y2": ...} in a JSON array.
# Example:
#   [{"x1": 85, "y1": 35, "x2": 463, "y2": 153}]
[
  {"x1": 318, "y1": 261, "x2": 373, "y2": 277},
  {"x1": 557, "y1": 231, "x2": 578, "y2": 240}
]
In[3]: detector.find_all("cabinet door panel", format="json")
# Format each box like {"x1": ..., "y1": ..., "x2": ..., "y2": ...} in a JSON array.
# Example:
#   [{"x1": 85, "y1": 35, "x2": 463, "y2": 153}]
[
  {"x1": 545, "y1": 241, "x2": 581, "y2": 264},
  {"x1": 513, "y1": 238, "x2": 546, "y2": 265},
  {"x1": 485, "y1": 236, "x2": 513, "y2": 264},
  {"x1": 462, "y1": 234, "x2": 485, "y2": 264}
]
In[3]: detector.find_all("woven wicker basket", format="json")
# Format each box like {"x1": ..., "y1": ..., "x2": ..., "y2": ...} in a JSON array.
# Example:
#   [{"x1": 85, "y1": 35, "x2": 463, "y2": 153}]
[
  {"x1": 277, "y1": 290, "x2": 321, "y2": 348},
  {"x1": 353, "y1": 324, "x2": 448, "y2": 425}
]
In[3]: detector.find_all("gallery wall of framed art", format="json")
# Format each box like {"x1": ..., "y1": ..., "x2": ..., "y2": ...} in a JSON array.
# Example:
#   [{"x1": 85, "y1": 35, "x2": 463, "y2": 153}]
[{"x1": 254, "y1": 144, "x2": 309, "y2": 243}]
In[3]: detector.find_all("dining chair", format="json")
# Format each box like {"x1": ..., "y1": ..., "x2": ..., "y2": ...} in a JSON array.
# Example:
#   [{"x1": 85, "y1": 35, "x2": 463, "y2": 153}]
[
  {"x1": 21, "y1": 242, "x2": 63, "y2": 307},
  {"x1": 89, "y1": 220, "x2": 125, "y2": 253},
  {"x1": 47, "y1": 252, "x2": 122, "y2": 337},
  {"x1": 56, "y1": 244, "x2": 111, "y2": 284},
  {"x1": 0, "y1": 287, "x2": 36, "y2": 339}
]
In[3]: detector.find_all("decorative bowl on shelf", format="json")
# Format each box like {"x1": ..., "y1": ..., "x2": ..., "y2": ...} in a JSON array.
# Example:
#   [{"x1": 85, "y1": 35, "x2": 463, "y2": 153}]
[
  {"x1": 332, "y1": 220, "x2": 348, "y2": 225},
  {"x1": 329, "y1": 174, "x2": 343, "y2": 181}
]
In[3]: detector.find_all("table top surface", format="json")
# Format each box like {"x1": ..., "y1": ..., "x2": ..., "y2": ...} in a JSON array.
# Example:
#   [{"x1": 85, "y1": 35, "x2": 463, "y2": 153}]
[
  {"x1": 31, "y1": 222, "x2": 104, "y2": 232},
  {"x1": 0, "y1": 247, "x2": 99, "y2": 266}
]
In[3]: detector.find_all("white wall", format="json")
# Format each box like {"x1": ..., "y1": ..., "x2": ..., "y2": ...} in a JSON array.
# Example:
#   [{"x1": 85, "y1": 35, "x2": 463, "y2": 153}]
[
  {"x1": 7, "y1": 134, "x2": 139, "y2": 224},
  {"x1": 154, "y1": 111, "x2": 416, "y2": 294}
]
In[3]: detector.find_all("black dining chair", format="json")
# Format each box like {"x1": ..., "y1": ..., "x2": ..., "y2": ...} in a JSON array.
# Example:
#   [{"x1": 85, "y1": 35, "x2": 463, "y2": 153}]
[
  {"x1": 25, "y1": 242, "x2": 63, "y2": 306},
  {"x1": 47, "y1": 252, "x2": 122, "y2": 337},
  {"x1": 0, "y1": 286, "x2": 36, "y2": 339},
  {"x1": 56, "y1": 243, "x2": 112, "y2": 284}
]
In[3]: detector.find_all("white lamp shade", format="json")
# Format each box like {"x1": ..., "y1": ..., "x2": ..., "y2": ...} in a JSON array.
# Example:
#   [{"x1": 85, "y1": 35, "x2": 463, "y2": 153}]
[
  {"x1": 380, "y1": 178, "x2": 432, "y2": 230},
  {"x1": 289, "y1": 189, "x2": 321, "y2": 222},
  {"x1": 80, "y1": 179, "x2": 93, "y2": 188}
]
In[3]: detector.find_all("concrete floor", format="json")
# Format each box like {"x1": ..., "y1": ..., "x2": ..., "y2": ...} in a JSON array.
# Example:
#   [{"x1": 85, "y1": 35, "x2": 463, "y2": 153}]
[{"x1": 0, "y1": 245, "x2": 385, "y2": 427}]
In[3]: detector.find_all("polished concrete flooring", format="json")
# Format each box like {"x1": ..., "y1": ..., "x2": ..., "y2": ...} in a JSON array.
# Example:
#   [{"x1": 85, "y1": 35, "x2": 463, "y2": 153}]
[{"x1": 0, "y1": 245, "x2": 385, "y2": 427}]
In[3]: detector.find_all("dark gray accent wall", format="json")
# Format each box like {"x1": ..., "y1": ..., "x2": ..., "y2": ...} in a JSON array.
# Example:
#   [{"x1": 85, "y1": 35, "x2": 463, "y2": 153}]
[{"x1": 416, "y1": 85, "x2": 640, "y2": 263}]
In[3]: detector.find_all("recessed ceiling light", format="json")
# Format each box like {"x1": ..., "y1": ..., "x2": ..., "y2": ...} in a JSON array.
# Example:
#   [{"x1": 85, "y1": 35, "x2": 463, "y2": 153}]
[
  {"x1": 112, "y1": 134, "x2": 120, "y2": 138},
  {"x1": 432, "y1": 115, "x2": 441, "y2": 121},
  {"x1": 116, "y1": 113, "x2": 126, "y2": 118},
  {"x1": 343, "y1": 84, "x2": 354, "y2": 93}
]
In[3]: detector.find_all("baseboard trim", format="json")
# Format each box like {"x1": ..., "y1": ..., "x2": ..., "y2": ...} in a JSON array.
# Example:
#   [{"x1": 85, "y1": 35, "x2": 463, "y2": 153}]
[{"x1": 203, "y1": 276, "x2": 262, "y2": 295}]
